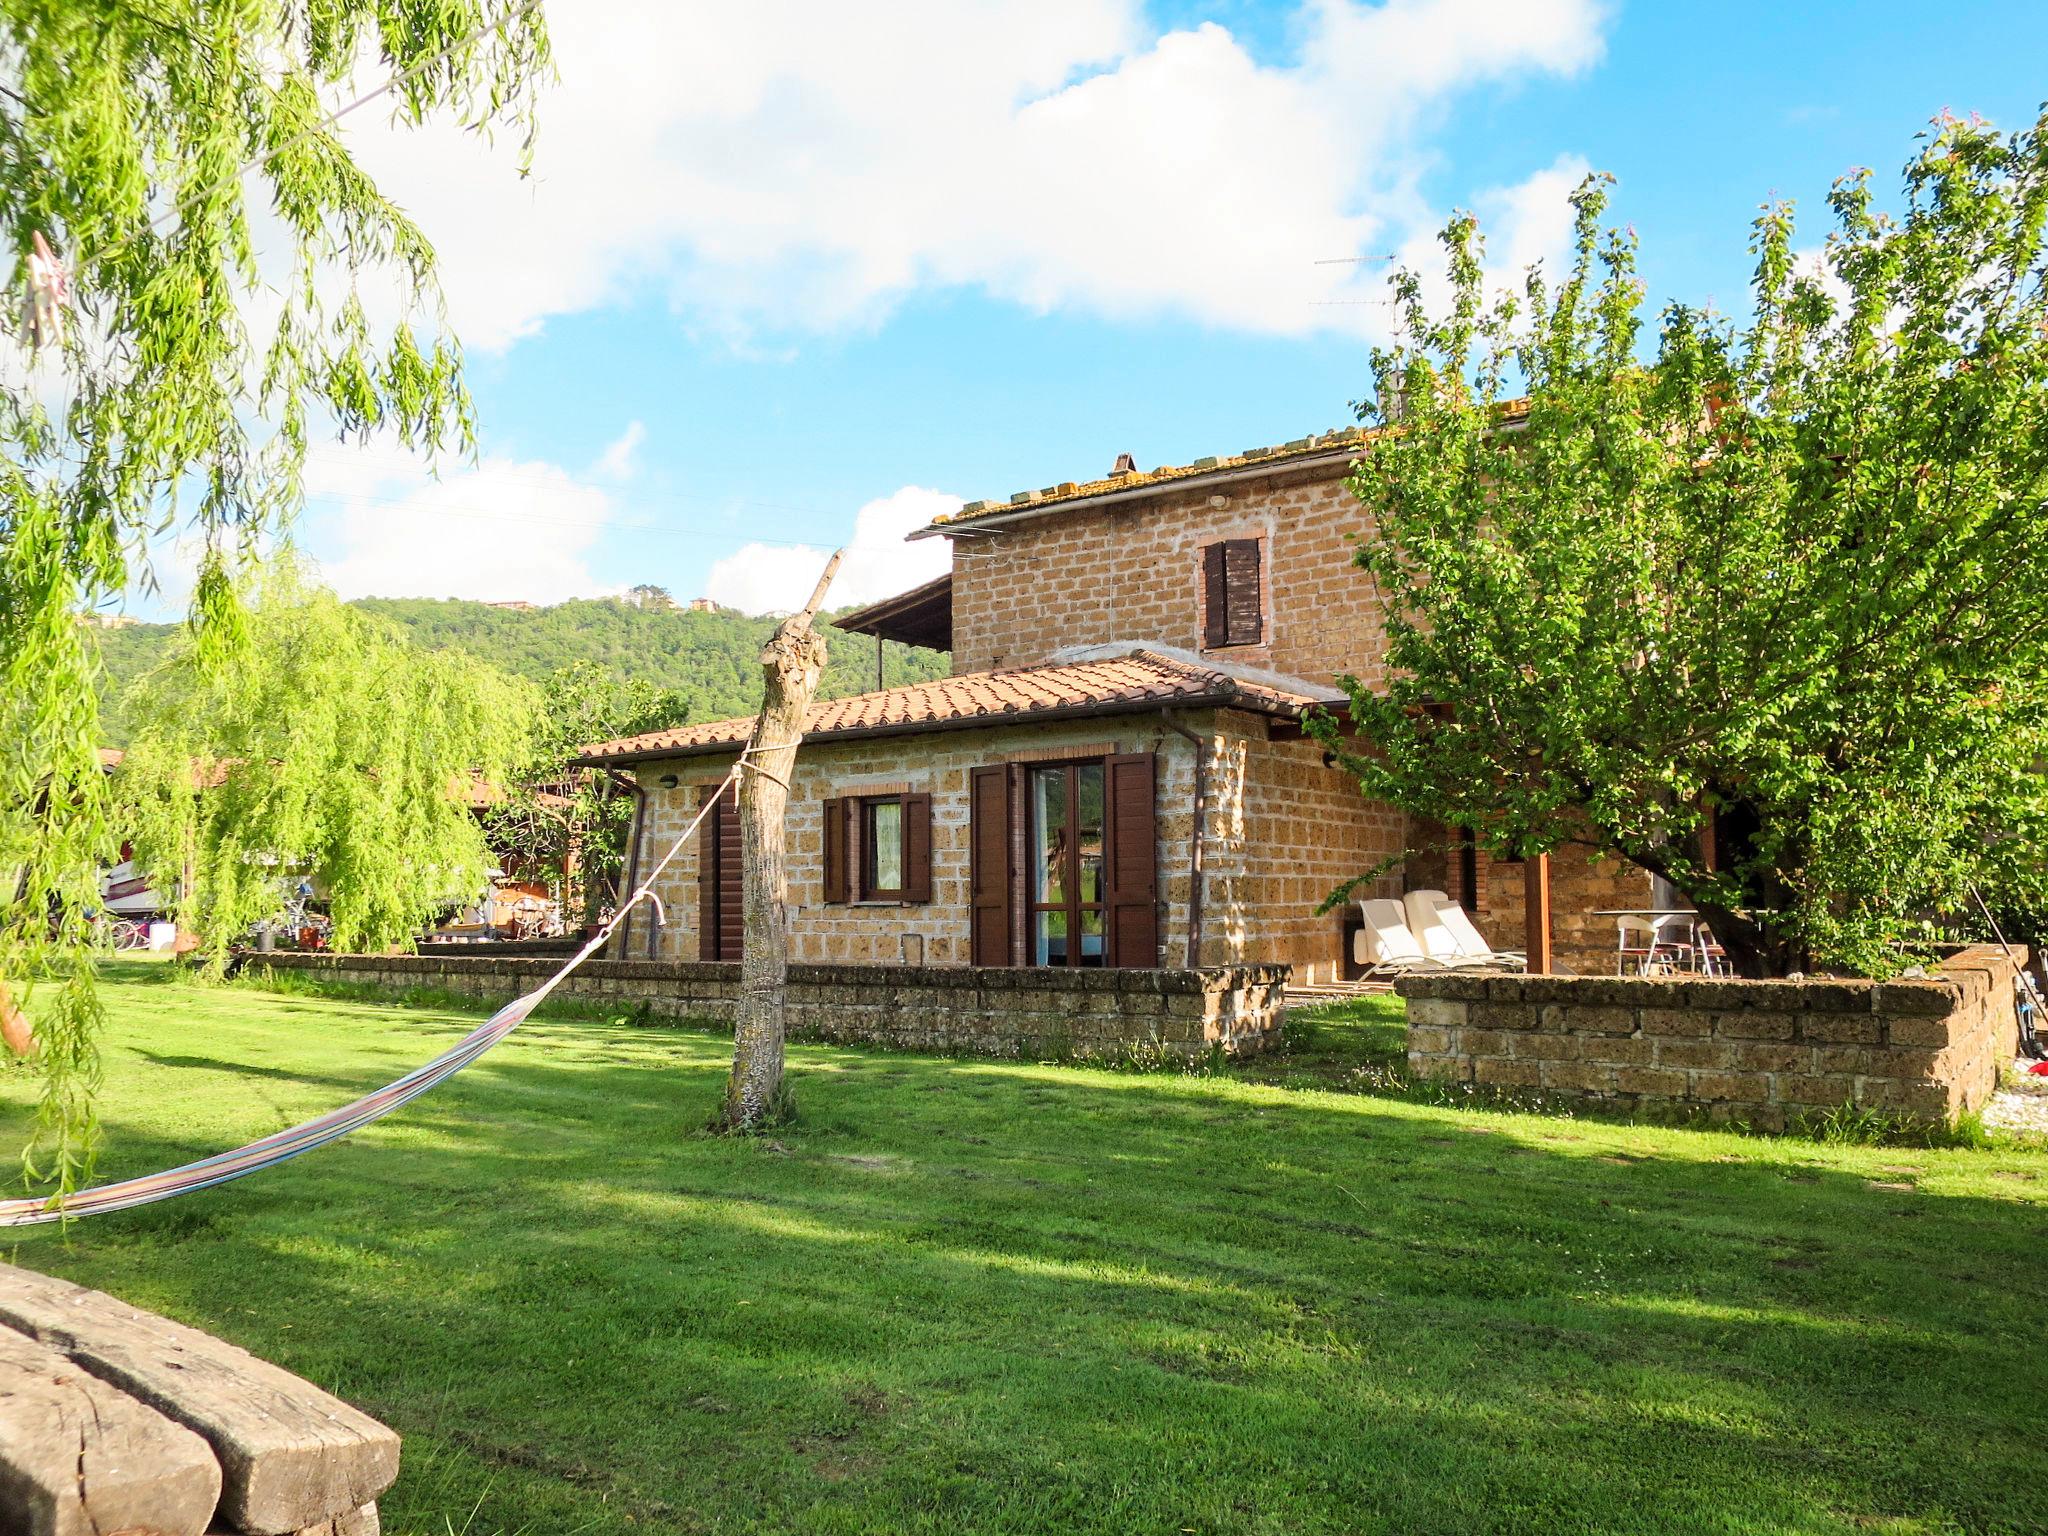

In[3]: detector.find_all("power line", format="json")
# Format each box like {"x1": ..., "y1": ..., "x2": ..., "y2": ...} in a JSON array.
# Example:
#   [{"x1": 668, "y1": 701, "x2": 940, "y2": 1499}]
[{"x1": 296, "y1": 489, "x2": 905, "y2": 553}]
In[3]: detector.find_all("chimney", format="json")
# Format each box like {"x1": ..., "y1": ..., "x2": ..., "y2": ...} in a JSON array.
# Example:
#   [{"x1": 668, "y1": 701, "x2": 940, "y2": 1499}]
[{"x1": 1111, "y1": 452, "x2": 1137, "y2": 475}]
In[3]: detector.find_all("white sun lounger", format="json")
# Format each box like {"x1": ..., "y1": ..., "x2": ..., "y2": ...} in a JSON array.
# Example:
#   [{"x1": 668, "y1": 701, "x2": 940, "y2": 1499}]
[
  {"x1": 1405, "y1": 888, "x2": 1524, "y2": 970},
  {"x1": 1403, "y1": 889, "x2": 1469, "y2": 963},
  {"x1": 1352, "y1": 897, "x2": 1468, "y2": 976}
]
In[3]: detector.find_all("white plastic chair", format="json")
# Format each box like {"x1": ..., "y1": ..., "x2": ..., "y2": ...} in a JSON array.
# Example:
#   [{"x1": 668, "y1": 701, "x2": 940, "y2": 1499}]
[
  {"x1": 1617, "y1": 913, "x2": 1692, "y2": 975},
  {"x1": 1693, "y1": 921, "x2": 1728, "y2": 977}
]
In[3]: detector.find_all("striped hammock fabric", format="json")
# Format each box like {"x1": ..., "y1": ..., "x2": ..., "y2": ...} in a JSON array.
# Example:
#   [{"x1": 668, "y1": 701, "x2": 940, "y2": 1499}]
[{"x1": 0, "y1": 757, "x2": 749, "y2": 1226}]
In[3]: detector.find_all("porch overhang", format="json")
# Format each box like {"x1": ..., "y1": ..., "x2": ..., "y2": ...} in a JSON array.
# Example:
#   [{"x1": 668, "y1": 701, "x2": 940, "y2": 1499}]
[{"x1": 833, "y1": 573, "x2": 952, "y2": 651}]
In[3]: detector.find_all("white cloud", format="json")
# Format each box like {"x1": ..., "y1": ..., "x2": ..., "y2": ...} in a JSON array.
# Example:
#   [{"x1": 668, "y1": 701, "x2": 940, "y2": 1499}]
[
  {"x1": 298, "y1": 442, "x2": 621, "y2": 604},
  {"x1": 593, "y1": 420, "x2": 646, "y2": 481},
  {"x1": 333, "y1": 0, "x2": 1611, "y2": 348},
  {"x1": 1478, "y1": 154, "x2": 1596, "y2": 282},
  {"x1": 705, "y1": 486, "x2": 958, "y2": 616},
  {"x1": 1389, "y1": 152, "x2": 1594, "y2": 318}
]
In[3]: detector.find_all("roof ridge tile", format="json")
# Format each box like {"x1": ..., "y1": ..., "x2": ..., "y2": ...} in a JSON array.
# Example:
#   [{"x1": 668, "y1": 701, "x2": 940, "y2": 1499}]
[{"x1": 930, "y1": 396, "x2": 1532, "y2": 532}]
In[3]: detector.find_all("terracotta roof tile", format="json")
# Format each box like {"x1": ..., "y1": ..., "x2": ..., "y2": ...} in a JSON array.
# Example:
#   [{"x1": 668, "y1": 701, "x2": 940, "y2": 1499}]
[
  {"x1": 931, "y1": 427, "x2": 1379, "y2": 529},
  {"x1": 572, "y1": 650, "x2": 1333, "y2": 766},
  {"x1": 927, "y1": 397, "x2": 1530, "y2": 531}
]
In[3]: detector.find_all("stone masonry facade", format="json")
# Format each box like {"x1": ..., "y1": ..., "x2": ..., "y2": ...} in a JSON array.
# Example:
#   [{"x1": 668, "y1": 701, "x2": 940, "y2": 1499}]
[
  {"x1": 1398, "y1": 944, "x2": 2028, "y2": 1130},
  {"x1": 1202, "y1": 708, "x2": 1405, "y2": 976},
  {"x1": 628, "y1": 705, "x2": 1404, "y2": 986},
  {"x1": 259, "y1": 952, "x2": 1291, "y2": 1060},
  {"x1": 941, "y1": 459, "x2": 1649, "y2": 973},
  {"x1": 949, "y1": 463, "x2": 1393, "y2": 688}
]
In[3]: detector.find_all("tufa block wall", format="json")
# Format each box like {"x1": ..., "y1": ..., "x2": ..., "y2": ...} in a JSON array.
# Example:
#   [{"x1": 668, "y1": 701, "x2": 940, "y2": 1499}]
[
  {"x1": 948, "y1": 465, "x2": 1391, "y2": 688},
  {"x1": 1196, "y1": 711, "x2": 1405, "y2": 980},
  {"x1": 1398, "y1": 944, "x2": 2028, "y2": 1131},
  {"x1": 258, "y1": 953, "x2": 1291, "y2": 1060},
  {"x1": 944, "y1": 457, "x2": 1647, "y2": 978},
  {"x1": 1478, "y1": 847, "x2": 1653, "y2": 975},
  {"x1": 1403, "y1": 817, "x2": 1655, "y2": 975}
]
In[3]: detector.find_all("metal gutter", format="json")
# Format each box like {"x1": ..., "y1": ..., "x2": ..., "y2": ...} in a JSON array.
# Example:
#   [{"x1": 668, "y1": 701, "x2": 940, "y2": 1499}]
[{"x1": 1157, "y1": 710, "x2": 1209, "y2": 968}]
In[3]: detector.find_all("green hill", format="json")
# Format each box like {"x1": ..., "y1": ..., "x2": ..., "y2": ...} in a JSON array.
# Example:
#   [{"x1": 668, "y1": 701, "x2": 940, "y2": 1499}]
[{"x1": 93, "y1": 596, "x2": 949, "y2": 746}]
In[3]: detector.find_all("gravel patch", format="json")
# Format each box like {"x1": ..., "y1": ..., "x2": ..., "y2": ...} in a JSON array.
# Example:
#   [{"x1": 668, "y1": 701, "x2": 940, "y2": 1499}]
[{"x1": 1985, "y1": 1067, "x2": 2048, "y2": 1138}]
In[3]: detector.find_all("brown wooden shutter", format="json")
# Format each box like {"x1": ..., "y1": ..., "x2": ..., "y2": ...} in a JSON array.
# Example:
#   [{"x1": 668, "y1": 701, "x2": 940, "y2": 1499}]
[
  {"x1": 821, "y1": 795, "x2": 849, "y2": 903},
  {"x1": 1202, "y1": 542, "x2": 1229, "y2": 648},
  {"x1": 969, "y1": 765, "x2": 1012, "y2": 965},
  {"x1": 1223, "y1": 537, "x2": 1262, "y2": 644},
  {"x1": 903, "y1": 792, "x2": 932, "y2": 903},
  {"x1": 716, "y1": 790, "x2": 743, "y2": 960},
  {"x1": 1104, "y1": 751, "x2": 1158, "y2": 968},
  {"x1": 697, "y1": 783, "x2": 728, "y2": 961}
]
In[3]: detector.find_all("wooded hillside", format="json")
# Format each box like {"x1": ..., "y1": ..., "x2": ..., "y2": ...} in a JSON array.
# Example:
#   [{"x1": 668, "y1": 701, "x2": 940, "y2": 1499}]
[{"x1": 93, "y1": 596, "x2": 949, "y2": 745}]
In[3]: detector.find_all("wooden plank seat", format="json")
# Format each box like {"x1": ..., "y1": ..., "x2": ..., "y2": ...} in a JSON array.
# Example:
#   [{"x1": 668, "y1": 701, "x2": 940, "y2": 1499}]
[
  {"x1": 0, "y1": 1260, "x2": 397, "y2": 1535},
  {"x1": 0, "y1": 1321, "x2": 221, "y2": 1536}
]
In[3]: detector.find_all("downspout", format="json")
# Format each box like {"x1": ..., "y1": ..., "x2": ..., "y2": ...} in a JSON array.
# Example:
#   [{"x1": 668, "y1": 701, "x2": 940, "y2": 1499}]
[
  {"x1": 602, "y1": 768, "x2": 649, "y2": 959},
  {"x1": 1158, "y1": 710, "x2": 1208, "y2": 969}
]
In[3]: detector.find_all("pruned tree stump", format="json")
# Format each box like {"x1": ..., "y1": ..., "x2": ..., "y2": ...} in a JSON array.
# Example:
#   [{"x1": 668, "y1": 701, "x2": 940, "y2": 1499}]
[{"x1": 0, "y1": 1260, "x2": 398, "y2": 1535}]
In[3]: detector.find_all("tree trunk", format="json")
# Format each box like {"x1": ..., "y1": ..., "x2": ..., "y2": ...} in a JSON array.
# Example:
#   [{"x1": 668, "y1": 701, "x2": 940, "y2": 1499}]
[
  {"x1": 1631, "y1": 844, "x2": 1807, "y2": 978},
  {"x1": 1651, "y1": 864, "x2": 1807, "y2": 977},
  {"x1": 1690, "y1": 897, "x2": 1795, "y2": 978},
  {"x1": 720, "y1": 551, "x2": 842, "y2": 1131}
]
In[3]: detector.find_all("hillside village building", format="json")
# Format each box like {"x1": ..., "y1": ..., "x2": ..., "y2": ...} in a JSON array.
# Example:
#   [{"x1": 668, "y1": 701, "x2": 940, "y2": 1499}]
[{"x1": 577, "y1": 422, "x2": 1650, "y2": 981}]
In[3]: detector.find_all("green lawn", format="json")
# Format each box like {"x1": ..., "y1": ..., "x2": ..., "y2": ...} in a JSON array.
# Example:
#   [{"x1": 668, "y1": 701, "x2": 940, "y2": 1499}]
[{"x1": 4, "y1": 964, "x2": 2046, "y2": 1536}]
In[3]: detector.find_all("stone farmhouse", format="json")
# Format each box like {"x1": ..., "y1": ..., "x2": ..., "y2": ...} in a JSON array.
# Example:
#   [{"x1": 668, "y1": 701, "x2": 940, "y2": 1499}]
[{"x1": 575, "y1": 421, "x2": 1652, "y2": 983}]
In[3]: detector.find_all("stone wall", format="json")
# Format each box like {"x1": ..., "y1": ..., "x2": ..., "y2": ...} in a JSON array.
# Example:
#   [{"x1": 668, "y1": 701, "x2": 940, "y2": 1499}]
[
  {"x1": 1198, "y1": 711, "x2": 1405, "y2": 979},
  {"x1": 634, "y1": 716, "x2": 1167, "y2": 969},
  {"x1": 1482, "y1": 848, "x2": 1653, "y2": 976},
  {"x1": 258, "y1": 952, "x2": 1292, "y2": 1059},
  {"x1": 947, "y1": 463, "x2": 1393, "y2": 688},
  {"x1": 1398, "y1": 944, "x2": 2027, "y2": 1130},
  {"x1": 629, "y1": 706, "x2": 1401, "y2": 985}
]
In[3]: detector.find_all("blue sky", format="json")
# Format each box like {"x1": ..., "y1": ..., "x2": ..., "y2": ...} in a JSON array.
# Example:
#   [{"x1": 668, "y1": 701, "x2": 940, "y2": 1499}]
[{"x1": 218, "y1": 0, "x2": 2048, "y2": 617}]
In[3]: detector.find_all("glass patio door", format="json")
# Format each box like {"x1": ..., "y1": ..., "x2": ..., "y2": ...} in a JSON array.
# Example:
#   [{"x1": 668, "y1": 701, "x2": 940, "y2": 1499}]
[{"x1": 1028, "y1": 762, "x2": 1106, "y2": 967}]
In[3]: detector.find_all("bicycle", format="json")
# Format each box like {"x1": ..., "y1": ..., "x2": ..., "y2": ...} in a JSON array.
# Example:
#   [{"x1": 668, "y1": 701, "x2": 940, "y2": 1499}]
[{"x1": 268, "y1": 895, "x2": 334, "y2": 952}]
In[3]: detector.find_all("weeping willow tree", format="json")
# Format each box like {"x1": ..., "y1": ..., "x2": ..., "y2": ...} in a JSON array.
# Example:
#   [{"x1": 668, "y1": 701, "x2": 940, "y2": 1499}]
[
  {"x1": 0, "y1": 2, "x2": 551, "y2": 1197},
  {"x1": 120, "y1": 577, "x2": 540, "y2": 962}
]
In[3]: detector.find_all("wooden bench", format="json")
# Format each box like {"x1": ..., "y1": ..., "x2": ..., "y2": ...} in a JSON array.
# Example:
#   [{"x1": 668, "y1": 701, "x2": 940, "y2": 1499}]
[{"x1": 0, "y1": 1260, "x2": 398, "y2": 1535}]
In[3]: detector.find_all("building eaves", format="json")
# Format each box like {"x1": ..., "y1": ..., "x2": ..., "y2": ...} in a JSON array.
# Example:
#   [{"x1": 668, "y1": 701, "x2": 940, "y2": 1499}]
[{"x1": 570, "y1": 649, "x2": 1330, "y2": 767}]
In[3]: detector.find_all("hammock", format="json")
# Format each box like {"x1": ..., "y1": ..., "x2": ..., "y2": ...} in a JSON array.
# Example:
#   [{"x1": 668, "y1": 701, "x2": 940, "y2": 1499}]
[{"x1": 0, "y1": 756, "x2": 748, "y2": 1226}]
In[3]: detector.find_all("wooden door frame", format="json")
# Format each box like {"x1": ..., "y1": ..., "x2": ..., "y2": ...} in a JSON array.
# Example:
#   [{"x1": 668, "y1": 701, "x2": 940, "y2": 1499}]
[{"x1": 1022, "y1": 758, "x2": 1107, "y2": 969}]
